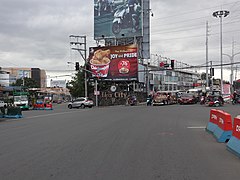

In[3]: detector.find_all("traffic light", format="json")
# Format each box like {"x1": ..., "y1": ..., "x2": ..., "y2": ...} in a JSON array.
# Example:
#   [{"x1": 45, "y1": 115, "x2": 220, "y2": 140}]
[
  {"x1": 75, "y1": 62, "x2": 79, "y2": 71},
  {"x1": 171, "y1": 60, "x2": 175, "y2": 69},
  {"x1": 210, "y1": 68, "x2": 214, "y2": 76}
]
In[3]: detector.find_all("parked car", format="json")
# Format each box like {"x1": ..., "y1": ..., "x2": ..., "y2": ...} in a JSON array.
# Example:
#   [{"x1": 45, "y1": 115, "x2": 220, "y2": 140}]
[
  {"x1": 68, "y1": 97, "x2": 94, "y2": 109},
  {"x1": 178, "y1": 93, "x2": 198, "y2": 104},
  {"x1": 0, "y1": 100, "x2": 7, "y2": 108},
  {"x1": 152, "y1": 92, "x2": 168, "y2": 106}
]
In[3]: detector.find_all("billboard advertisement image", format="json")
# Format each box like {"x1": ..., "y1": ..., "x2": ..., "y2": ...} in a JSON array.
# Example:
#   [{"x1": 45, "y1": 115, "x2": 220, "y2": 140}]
[
  {"x1": 88, "y1": 44, "x2": 138, "y2": 81},
  {"x1": 94, "y1": 0, "x2": 142, "y2": 39}
]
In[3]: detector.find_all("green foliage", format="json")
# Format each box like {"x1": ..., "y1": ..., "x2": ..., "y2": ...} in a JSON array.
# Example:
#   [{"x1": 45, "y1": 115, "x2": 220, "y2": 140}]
[
  {"x1": 12, "y1": 77, "x2": 39, "y2": 88},
  {"x1": 67, "y1": 71, "x2": 85, "y2": 98}
]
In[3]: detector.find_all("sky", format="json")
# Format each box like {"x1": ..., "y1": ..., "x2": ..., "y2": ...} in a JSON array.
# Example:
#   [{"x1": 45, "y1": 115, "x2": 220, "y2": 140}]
[{"x1": 0, "y1": 0, "x2": 240, "y2": 83}]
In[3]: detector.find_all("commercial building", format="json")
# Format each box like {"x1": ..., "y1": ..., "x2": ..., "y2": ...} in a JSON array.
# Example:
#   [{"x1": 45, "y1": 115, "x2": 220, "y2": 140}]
[{"x1": 1, "y1": 67, "x2": 47, "y2": 88}]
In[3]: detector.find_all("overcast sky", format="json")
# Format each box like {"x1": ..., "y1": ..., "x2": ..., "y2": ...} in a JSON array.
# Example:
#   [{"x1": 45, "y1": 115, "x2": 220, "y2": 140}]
[{"x1": 0, "y1": 0, "x2": 240, "y2": 81}]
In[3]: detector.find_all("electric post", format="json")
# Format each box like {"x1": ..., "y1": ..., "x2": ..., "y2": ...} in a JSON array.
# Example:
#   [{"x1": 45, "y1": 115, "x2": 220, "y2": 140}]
[
  {"x1": 223, "y1": 39, "x2": 240, "y2": 93},
  {"x1": 69, "y1": 35, "x2": 88, "y2": 97},
  {"x1": 206, "y1": 21, "x2": 209, "y2": 89}
]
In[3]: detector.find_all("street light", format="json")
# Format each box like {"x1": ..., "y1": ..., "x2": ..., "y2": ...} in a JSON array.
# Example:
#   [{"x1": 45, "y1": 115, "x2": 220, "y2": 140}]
[
  {"x1": 213, "y1": 10, "x2": 230, "y2": 94},
  {"x1": 223, "y1": 51, "x2": 240, "y2": 90}
]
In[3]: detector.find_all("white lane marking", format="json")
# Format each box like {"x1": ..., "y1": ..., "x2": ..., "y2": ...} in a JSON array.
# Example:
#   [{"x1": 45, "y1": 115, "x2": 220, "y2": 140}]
[
  {"x1": 25, "y1": 111, "x2": 82, "y2": 119},
  {"x1": 187, "y1": 126, "x2": 206, "y2": 129}
]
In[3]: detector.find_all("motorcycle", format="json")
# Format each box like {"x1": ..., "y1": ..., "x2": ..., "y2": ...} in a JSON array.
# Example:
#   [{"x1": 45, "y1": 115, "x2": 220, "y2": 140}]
[
  {"x1": 232, "y1": 97, "x2": 240, "y2": 105},
  {"x1": 200, "y1": 96, "x2": 206, "y2": 105},
  {"x1": 205, "y1": 95, "x2": 223, "y2": 107},
  {"x1": 127, "y1": 95, "x2": 137, "y2": 106},
  {"x1": 112, "y1": 3, "x2": 141, "y2": 34},
  {"x1": 146, "y1": 97, "x2": 152, "y2": 106}
]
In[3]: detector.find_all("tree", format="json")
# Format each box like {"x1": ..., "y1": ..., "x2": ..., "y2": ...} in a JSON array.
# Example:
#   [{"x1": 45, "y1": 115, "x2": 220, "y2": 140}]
[
  {"x1": 12, "y1": 77, "x2": 39, "y2": 88},
  {"x1": 67, "y1": 71, "x2": 85, "y2": 98}
]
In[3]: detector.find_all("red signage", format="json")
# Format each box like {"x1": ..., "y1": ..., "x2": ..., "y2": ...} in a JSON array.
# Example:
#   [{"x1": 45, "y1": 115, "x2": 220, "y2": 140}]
[
  {"x1": 160, "y1": 62, "x2": 165, "y2": 67},
  {"x1": 88, "y1": 44, "x2": 138, "y2": 80}
]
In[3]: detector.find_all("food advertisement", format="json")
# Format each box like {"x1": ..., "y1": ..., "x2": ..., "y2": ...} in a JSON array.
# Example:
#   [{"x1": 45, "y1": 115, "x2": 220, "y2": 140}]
[{"x1": 88, "y1": 44, "x2": 138, "y2": 81}]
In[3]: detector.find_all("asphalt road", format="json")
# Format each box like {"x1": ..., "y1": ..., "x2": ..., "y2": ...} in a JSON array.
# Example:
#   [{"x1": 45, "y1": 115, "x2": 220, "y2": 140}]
[{"x1": 0, "y1": 103, "x2": 240, "y2": 180}]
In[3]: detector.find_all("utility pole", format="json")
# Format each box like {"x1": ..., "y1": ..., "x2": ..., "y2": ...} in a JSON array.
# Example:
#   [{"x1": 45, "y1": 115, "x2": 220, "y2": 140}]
[
  {"x1": 206, "y1": 21, "x2": 209, "y2": 89},
  {"x1": 209, "y1": 61, "x2": 213, "y2": 90},
  {"x1": 146, "y1": 61, "x2": 149, "y2": 95},
  {"x1": 69, "y1": 35, "x2": 88, "y2": 97},
  {"x1": 223, "y1": 39, "x2": 240, "y2": 93}
]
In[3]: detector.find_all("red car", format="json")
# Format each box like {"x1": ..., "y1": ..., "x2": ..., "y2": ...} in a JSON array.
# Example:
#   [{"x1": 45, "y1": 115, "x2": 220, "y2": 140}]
[{"x1": 178, "y1": 93, "x2": 197, "y2": 105}]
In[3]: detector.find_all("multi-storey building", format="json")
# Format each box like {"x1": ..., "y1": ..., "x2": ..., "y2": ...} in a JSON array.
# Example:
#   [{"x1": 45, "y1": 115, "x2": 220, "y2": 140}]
[
  {"x1": 1, "y1": 67, "x2": 47, "y2": 88},
  {"x1": 139, "y1": 59, "x2": 200, "y2": 93}
]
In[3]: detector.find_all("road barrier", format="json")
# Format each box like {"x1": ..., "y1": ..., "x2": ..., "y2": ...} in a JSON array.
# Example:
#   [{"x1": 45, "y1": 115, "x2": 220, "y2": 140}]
[
  {"x1": 206, "y1": 109, "x2": 233, "y2": 143},
  {"x1": 213, "y1": 110, "x2": 232, "y2": 142},
  {"x1": 33, "y1": 103, "x2": 45, "y2": 110},
  {"x1": 227, "y1": 116, "x2": 240, "y2": 157},
  {"x1": 5, "y1": 107, "x2": 23, "y2": 118},
  {"x1": 45, "y1": 103, "x2": 53, "y2": 110},
  {"x1": 206, "y1": 109, "x2": 219, "y2": 133}
]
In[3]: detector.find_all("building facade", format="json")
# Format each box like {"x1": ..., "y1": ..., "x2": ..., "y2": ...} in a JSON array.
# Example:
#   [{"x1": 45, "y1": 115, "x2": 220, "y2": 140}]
[{"x1": 1, "y1": 67, "x2": 47, "y2": 88}]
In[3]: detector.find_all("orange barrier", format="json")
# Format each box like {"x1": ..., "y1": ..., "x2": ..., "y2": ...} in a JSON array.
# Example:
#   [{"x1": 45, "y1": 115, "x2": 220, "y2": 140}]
[
  {"x1": 33, "y1": 103, "x2": 45, "y2": 110},
  {"x1": 45, "y1": 103, "x2": 53, "y2": 110},
  {"x1": 206, "y1": 109, "x2": 218, "y2": 133},
  {"x1": 213, "y1": 110, "x2": 232, "y2": 143},
  {"x1": 227, "y1": 116, "x2": 240, "y2": 157}
]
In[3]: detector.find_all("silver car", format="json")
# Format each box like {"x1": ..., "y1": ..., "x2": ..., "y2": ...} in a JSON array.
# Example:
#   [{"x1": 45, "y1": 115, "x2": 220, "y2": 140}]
[{"x1": 68, "y1": 97, "x2": 94, "y2": 109}]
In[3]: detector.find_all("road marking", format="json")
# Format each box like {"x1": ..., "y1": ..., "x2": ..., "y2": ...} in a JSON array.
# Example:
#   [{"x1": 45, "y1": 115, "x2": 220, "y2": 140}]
[
  {"x1": 25, "y1": 111, "x2": 81, "y2": 119},
  {"x1": 187, "y1": 126, "x2": 206, "y2": 129}
]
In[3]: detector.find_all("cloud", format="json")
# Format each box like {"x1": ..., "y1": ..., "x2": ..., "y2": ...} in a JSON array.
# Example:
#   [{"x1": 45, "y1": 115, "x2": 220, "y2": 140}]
[{"x1": 0, "y1": 0, "x2": 240, "y2": 82}]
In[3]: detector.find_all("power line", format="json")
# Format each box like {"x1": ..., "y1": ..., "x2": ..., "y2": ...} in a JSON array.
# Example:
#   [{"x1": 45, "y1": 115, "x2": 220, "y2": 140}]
[{"x1": 152, "y1": 1, "x2": 240, "y2": 21}]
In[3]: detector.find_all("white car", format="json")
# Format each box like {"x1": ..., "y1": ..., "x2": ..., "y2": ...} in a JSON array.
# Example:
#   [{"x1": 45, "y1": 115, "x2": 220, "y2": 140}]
[
  {"x1": 68, "y1": 97, "x2": 94, "y2": 109},
  {"x1": 0, "y1": 100, "x2": 7, "y2": 108}
]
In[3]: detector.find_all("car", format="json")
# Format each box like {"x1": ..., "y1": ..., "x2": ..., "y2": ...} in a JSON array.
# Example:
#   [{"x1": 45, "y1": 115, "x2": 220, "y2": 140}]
[
  {"x1": 0, "y1": 100, "x2": 7, "y2": 108},
  {"x1": 152, "y1": 92, "x2": 168, "y2": 106},
  {"x1": 178, "y1": 93, "x2": 198, "y2": 104},
  {"x1": 68, "y1": 97, "x2": 94, "y2": 109}
]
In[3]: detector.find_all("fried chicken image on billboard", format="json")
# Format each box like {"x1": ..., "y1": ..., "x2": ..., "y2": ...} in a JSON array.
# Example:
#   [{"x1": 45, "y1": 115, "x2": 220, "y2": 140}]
[{"x1": 90, "y1": 49, "x2": 110, "y2": 65}]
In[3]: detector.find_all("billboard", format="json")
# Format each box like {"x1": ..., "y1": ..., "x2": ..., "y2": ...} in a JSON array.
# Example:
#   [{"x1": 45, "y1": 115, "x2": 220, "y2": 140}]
[
  {"x1": 94, "y1": 0, "x2": 143, "y2": 39},
  {"x1": 50, "y1": 80, "x2": 66, "y2": 88},
  {"x1": 17, "y1": 70, "x2": 31, "y2": 79},
  {"x1": 88, "y1": 44, "x2": 138, "y2": 81}
]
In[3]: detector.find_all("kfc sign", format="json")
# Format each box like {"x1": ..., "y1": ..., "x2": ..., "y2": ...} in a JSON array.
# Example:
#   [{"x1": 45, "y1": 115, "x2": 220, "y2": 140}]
[{"x1": 88, "y1": 44, "x2": 138, "y2": 80}]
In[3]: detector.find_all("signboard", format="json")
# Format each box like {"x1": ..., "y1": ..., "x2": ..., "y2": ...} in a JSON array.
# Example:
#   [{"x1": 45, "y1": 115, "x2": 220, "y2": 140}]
[
  {"x1": 50, "y1": 80, "x2": 66, "y2": 88},
  {"x1": 94, "y1": 0, "x2": 143, "y2": 39},
  {"x1": 223, "y1": 84, "x2": 231, "y2": 95},
  {"x1": 17, "y1": 70, "x2": 31, "y2": 79},
  {"x1": 88, "y1": 44, "x2": 138, "y2": 81}
]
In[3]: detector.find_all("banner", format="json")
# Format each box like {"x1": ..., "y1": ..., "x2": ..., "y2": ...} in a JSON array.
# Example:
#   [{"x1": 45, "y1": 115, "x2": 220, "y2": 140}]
[
  {"x1": 94, "y1": 0, "x2": 143, "y2": 39},
  {"x1": 50, "y1": 80, "x2": 66, "y2": 88},
  {"x1": 88, "y1": 44, "x2": 138, "y2": 81}
]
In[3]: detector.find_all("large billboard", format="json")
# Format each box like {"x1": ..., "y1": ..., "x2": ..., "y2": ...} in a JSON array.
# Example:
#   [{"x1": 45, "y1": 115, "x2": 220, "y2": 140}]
[
  {"x1": 94, "y1": 0, "x2": 143, "y2": 39},
  {"x1": 88, "y1": 44, "x2": 138, "y2": 81}
]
